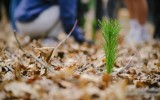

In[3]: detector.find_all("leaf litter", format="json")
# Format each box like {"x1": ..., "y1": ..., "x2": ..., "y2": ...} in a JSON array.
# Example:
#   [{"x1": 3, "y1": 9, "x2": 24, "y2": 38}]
[{"x1": 0, "y1": 28, "x2": 160, "y2": 100}]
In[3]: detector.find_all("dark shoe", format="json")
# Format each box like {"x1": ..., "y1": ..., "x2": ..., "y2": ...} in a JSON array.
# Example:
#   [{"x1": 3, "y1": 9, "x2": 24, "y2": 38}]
[
  {"x1": 84, "y1": 39, "x2": 94, "y2": 46},
  {"x1": 73, "y1": 33, "x2": 94, "y2": 45},
  {"x1": 72, "y1": 31, "x2": 85, "y2": 44}
]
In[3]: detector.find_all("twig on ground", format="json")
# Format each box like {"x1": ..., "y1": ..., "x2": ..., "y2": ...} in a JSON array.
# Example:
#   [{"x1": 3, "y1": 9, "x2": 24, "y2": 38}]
[
  {"x1": 47, "y1": 20, "x2": 78, "y2": 63},
  {"x1": 13, "y1": 31, "x2": 55, "y2": 73},
  {"x1": 123, "y1": 51, "x2": 138, "y2": 70},
  {"x1": 126, "y1": 88, "x2": 160, "y2": 96},
  {"x1": 80, "y1": 55, "x2": 105, "y2": 72},
  {"x1": 13, "y1": 31, "x2": 25, "y2": 52},
  {"x1": 113, "y1": 50, "x2": 139, "y2": 76},
  {"x1": 34, "y1": 47, "x2": 55, "y2": 50}
]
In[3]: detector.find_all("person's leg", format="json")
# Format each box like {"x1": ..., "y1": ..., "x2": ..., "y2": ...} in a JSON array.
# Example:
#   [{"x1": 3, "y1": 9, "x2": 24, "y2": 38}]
[
  {"x1": 3, "y1": 0, "x2": 10, "y2": 20},
  {"x1": 10, "y1": 0, "x2": 21, "y2": 30},
  {"x1": 125, "y1": 0, "x2": 135, "y2": 19},
  {"x1": 125, "y1": 0, "x2": 148, "y2": 25},
  {"x1": 77, "y1": 0, "x2": 89, "y2": 28},
  {"x1": 107, "y1": 0, "x2": 118, "y2": 19},
  {"x1": 125, "y1": 0, "x2": 149, "y2": 44},
  {"x1": 0, "y1": 0, "x2": 2, "y2": 22},
  {"x1": 133, "y1": 0, "x2": 149, "y2": 41},
  {"x1": 132, "y1": 0, "x2": 148, "y2": 25},
  {"x1": 16, "y1": 6, "x2": 63, "y2": 38},
  {"x1": 125, "y1": 0, "x2": 138, "y2": 30},
  {"x1": 96, "y1": 0, "x2": 103, "y2": 21},
  {"x1": 153, "y1": 0, "x2": 160, "y2": 40},
  {"x1": 125, "y1": 0, "x2": 141, "y2": 43},
  {"x1": 147, "y1": 0, "x2": 153, "y2": 22},
  {"x1": 95, "y1": 0, "x2": 103, "y2": 30}
]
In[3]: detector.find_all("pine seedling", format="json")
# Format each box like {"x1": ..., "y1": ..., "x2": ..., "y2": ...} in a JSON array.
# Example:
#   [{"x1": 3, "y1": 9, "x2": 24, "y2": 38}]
[{"x1": 99, "y1": 18, "x2": 121, "y2": 74}]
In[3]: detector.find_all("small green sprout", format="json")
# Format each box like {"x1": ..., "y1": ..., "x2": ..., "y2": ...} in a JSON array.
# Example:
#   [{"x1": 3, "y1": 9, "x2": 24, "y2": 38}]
[{"x1": 99, "y1": 18, "x2": 121, "y2": 74}]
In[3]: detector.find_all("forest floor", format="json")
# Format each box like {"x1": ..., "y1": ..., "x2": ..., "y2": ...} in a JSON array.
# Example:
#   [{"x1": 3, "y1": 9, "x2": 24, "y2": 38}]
[{"x1": 0, "y1": 9, "x2": 160, "y2": 100}]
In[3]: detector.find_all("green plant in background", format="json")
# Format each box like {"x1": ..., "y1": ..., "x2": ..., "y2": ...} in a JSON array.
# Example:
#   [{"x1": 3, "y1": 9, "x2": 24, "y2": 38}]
[{"x1": 99, "y1": 18, "x2": 121, "y2": 74}]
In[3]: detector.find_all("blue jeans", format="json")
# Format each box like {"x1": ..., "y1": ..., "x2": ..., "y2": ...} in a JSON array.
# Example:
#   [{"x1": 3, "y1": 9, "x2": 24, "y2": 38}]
[{"x1": 10, "y1": 0, "x2": 20, "y2": 30}]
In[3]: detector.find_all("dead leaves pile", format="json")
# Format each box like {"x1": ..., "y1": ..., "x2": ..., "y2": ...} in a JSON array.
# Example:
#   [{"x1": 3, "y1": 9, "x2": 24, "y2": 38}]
[{"x1": 0, "y1": 33, "x2": 159, "y2": 100}]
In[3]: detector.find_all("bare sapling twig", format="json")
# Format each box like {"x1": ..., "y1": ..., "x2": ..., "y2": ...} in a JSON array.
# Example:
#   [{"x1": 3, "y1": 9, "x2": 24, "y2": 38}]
[
  {"x1": 47, "y1": 20, "x2": 78, "y2": 63},
  {"x1": 13, "y1": 31, "x2": 55, "y2": 73}
]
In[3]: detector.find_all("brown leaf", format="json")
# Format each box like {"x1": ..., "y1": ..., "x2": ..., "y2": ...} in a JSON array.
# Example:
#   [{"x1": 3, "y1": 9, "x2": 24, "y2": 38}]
[
  {"x1": 134, "y1": 80, "x2": 147, "y2": 88},
  {"x1": 102, "y1": 74, "x2": 111, "y2": 87}
]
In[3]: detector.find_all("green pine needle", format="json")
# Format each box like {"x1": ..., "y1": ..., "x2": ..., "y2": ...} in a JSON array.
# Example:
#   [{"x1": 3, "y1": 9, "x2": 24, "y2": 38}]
[{"x1": 99, "y1": 18, "x2": 121, "y2": 74}]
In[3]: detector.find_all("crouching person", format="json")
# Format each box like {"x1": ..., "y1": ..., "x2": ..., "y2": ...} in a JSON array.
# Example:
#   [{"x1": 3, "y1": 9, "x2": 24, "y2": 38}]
[{"x1": 12, "y1": 0, "x2": 86, "y2": 43}]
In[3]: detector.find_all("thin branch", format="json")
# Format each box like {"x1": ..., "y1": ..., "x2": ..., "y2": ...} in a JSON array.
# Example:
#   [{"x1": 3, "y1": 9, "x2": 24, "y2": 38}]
[
  {"x1": 29, "y1": 53, "x2": 55, "y2": 72},
  {"x1": 13, "y1": 31, "x2": 55, "y2": 73},
  {"x1": 126, "y1": 88, "x2": 160, "y2": 96},
  {"x1": 34, "y1": 47, "x2": 55, "y2": 50},
  {"x1": 113, "y1": 50, "x2": 138, "y2": 75},
  {"x1": 13, "y1": 31, "x2": 25, "y2": 52},
  {"x1": 47, "y1": 20, "x2": 78, "y2": 63},
  {"x1": 123, "y1": 51, "x2": 138, "y2": 70},
  {"x1": 80, "y1": 55, "x2": 105, "y2": 72}
]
